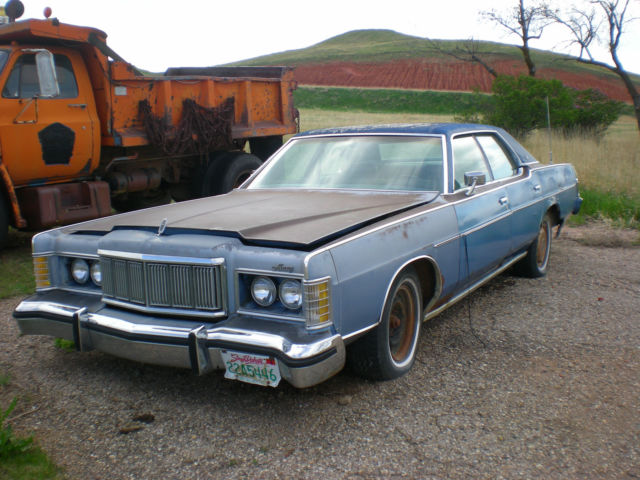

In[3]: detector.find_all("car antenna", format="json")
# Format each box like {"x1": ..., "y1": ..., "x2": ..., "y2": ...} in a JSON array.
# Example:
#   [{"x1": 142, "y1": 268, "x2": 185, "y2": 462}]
[{"x1": 546, "y1": 96, "x2": 553, "y2": 164}]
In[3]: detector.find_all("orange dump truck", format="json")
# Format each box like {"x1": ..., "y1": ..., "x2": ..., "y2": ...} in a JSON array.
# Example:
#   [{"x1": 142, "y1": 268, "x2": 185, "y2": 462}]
[{"x1": 0, "y1": 6, "x2": 298, "y2": 248}]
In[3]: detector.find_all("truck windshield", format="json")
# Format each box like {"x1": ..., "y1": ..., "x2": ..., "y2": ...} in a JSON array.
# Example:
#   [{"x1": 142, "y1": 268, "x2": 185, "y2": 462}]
[
  {"x1": 248, "y1": 135, "x2": 445, "y2": 193},
  {"x1": 0, "y1": 50, "x2": 9, "y2": 74}
]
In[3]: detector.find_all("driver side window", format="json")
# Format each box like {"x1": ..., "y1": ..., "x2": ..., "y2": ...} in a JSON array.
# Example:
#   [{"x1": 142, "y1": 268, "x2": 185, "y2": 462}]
[
  {"x1": 2, "y1": 53, "x2": 78, "y2": 99},
  {"x1": 452, "y1": 136, "x2": 491, "y2": 190}
]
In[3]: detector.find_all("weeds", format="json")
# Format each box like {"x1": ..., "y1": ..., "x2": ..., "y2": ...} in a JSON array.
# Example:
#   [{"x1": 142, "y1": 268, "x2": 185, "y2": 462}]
[{"x1": 0, "y1": 398, "x2": 33, "y2": 458}]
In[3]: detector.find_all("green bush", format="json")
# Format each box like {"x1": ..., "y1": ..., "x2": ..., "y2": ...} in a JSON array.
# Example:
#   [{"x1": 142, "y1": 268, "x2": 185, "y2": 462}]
[
  {"x1": 0, "y1": 398, "x2": 34, "y2": 458},
  {"x1": 477, "y1": 75, "x2": 623, "y2": 138}
]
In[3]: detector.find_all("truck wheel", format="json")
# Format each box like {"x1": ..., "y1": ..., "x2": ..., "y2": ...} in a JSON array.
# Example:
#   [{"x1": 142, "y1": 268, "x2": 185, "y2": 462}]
[
  {"x1": 0, "y1": 194, "x2": 8, "y2": 249},
  {"x1": 250, "y1": 136, "x2": 283, "y2": 161},
  {"x1": 112, "y1": 188, "x2": 171, "y2": 212},
  {"x1": 214, "y1": 153, "x2": 262, "y2": 194},
  {"x1": 347, "y1": 267, "x2": 422, "y2": 380}
]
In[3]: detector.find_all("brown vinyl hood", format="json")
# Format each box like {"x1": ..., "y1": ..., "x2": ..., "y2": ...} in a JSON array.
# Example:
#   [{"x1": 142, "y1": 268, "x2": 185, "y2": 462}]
[{"x1": 67, "y1": 189, "x2": 439, "y2": 248}]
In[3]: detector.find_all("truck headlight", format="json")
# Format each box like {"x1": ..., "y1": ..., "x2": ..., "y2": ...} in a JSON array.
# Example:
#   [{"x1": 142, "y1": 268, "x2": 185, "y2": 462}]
[
  {"x1": 251, "y1": 276, "x2": 276, "y2": 307},
  {"x1": 71, "y1": 258, "x2": 90, "y2": 284},
  {"x1": 279, "y1": 279, "x2": 302, "y2": 310}
]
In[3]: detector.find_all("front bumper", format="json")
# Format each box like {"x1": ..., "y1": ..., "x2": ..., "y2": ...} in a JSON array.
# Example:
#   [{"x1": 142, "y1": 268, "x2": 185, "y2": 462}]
[{"x1": 13, "y1": 291, "x2": 345, "y2": 388}]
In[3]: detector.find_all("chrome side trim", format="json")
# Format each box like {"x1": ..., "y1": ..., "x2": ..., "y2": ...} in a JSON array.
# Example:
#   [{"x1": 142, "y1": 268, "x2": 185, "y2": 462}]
[
  {"x1": 433, "y1": 234, "x2": 460, "y2": 248},
  {"x1": 423, "y1": 251, "x2": 527, "y2": 322},
  {"x1": 461, "y1": 210, "x2": 511, "y2": 236}
]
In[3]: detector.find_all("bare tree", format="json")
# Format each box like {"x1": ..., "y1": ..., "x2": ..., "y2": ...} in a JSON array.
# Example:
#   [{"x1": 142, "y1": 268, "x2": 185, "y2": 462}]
[
  {"x1": 551, "y1": 0, "x2": 640, "y2": 131},
  {"x1": 428, "y1": 39, "x2": 499, "y2": 78},
  {"x1": 483, "y1": 0, "x2": 554, "y2": 77}
]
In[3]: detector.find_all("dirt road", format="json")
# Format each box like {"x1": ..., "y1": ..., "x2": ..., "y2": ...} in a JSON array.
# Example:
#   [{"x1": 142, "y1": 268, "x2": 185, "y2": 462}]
[{"x1": 1, "y1": 226, "x2": 638, "y2": 479}]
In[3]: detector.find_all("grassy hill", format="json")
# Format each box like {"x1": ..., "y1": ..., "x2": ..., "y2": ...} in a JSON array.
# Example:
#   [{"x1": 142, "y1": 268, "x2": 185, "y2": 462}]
[{"x1": 232, "y1": 30, "x2": 638, "y2": 101}]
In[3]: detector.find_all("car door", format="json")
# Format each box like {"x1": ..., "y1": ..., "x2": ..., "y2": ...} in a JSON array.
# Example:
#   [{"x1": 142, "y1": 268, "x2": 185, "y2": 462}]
[
  {"x1": 479, "y1": 134, "x2": 544, "y2": 254},
  {"x1": 0, "y1": 49, "x2": 98, "y2": 187},
  {"x1": 451, "y1": 134, "x2": 512, "y2": 285}
]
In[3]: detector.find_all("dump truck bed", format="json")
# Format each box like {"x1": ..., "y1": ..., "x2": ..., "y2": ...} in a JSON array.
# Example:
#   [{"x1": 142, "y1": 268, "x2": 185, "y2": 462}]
[{"x1": 107, "y1": 63, "x2": 298, "y2": 148}]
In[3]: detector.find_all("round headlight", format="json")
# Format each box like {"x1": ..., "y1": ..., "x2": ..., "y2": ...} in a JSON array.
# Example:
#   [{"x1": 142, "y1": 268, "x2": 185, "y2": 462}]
[
  {"x1": 251, "y1": 276, "x2": 276, "y2": 307},
  {"x1": 90, "y1": 261, "x2": 102, "y2": 286},
  {"x1": 70, "y1": 258, "x2": 89, "y2": 284},
  {"x1": 279, "y1": 279, "x2": 303, "y2": 310}
]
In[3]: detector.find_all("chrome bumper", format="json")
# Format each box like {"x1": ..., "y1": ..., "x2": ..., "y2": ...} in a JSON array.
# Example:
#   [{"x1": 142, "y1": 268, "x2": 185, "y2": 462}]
[{"x1": 13, "y1": 292, "x2": 345, "y2": 389}]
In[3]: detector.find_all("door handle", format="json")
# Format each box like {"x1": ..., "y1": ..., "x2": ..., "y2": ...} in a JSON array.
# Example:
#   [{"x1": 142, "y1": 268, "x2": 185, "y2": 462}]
[
  {"x1": 533, "y1": 184, "x2": 542, "y2": 192},
  {"x1": 498, "y1": 196, "x2": 509, "y2": 206},
  {"x1": 68, "y1": 103, "x2": 87, "y2": 109}
]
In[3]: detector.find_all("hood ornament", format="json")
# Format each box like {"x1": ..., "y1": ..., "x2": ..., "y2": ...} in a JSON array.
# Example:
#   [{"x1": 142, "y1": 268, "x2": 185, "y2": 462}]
[{"x1": 157, "y1": 218, "x2": 168, "y2": 236}]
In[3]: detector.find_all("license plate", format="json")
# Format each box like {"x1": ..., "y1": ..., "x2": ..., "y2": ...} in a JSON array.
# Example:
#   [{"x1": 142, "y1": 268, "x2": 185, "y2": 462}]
[{"x1": 221, "y1": 350, "x2": 281, "y2": 387}]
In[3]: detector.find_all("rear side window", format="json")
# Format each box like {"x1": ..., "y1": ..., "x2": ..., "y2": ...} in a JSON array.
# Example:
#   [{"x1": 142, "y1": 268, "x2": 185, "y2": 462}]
[
  {"x1": 476, "y1": 135, "x2": 517, "y2": 180},
  {"x1": 2, "y1": 53, "x2": 78, "y2": 99}
]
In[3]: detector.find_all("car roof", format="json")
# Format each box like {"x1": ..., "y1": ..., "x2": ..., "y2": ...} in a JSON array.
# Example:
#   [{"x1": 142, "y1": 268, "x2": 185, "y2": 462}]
[{"x1": 294, "y1": 123, "x2": 502, "y2": 137}]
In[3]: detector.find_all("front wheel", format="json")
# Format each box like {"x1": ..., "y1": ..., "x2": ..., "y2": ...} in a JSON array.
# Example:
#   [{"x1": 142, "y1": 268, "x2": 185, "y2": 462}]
[
  {"x1": 348, "y1": 267, "x2": 422, "y2": 380},
  {"x1": 516, "y1": 212, "x2": 553, "y2": 278}
]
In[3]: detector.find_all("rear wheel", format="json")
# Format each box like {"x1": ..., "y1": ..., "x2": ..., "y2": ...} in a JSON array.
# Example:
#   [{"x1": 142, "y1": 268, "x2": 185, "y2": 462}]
[
  {"x1": 516, "y1": 212, "x2": 553, "y2": 278},
  {"x1": 348, "y1": 267, "x2": 422, "y2": 380},
  {"x1": 214, "y1": 153, "x2": 262, "y2": 194},
  {"x1": 0, "y1": 194, "x2": 8, "y2": 249}
]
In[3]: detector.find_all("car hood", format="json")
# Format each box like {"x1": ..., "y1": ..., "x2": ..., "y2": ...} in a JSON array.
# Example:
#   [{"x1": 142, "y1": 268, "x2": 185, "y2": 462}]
[{"x1": 66, "y1": 189, "x2": 439, "y2": 249}]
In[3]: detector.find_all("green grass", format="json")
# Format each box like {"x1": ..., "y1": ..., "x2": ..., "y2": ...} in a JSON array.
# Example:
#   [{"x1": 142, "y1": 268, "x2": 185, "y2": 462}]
[
  {"x1": 0, "y1": 446, "x2": 62, "y2": 479},
  {"x1": 573, "y1": 188, "x2": 640, "y2": 228},
  {"x1": 54, "y1": 338, "x2": 75, "y2": 352},
  {"x1": 0, "y1": 229, "x2": 34, "y2": 299},
  {"x1": 1, "y1": 376, "x2": 62, "y2": 480},
  {"x1": 294, "y1": 86, "x2": 493, "y2": 115}
]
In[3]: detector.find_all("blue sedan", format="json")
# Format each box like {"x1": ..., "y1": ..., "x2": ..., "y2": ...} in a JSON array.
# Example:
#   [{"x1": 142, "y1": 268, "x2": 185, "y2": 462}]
[{"x1": 14, "y1": 123, "x2": 582, "y2": 387}]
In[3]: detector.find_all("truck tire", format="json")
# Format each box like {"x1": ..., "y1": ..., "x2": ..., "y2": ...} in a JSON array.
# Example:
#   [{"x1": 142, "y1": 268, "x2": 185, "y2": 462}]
[
  {"x1": 193, "y1": 151, "x2": 236, "y2": 198},
  {"x1": 0, "y1": 193, "x2": 8, "y2": 249},
  {"x1": 250, "y1": 136, "x2": 283, "y2": 161},
  {"x1": 112, "y1": 188, "x2": 171, "y2": 212},
  {"x1": 214, "y1": 153, "x2": 262, "y2": 195}
]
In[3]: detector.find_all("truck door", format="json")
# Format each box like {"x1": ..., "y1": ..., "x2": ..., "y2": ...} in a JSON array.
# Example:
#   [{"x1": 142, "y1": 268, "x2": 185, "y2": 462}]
[{"x1": 0, "y1": 49, "x2": 98, "y2": 187}]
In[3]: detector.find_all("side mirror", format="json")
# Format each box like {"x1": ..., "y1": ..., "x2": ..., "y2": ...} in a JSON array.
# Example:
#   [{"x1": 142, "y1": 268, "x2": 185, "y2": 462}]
[
  {"x1": 463, "y1": 171, "x2": 486, "y2": 196},
  {"x1": 35, "y1": 50, "x2": 60, "y2": 98}
]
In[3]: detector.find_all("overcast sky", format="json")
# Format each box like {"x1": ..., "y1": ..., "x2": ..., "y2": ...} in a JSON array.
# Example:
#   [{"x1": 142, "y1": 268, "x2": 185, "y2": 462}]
[{"x1": 14, "y1": 0, "x2": 640, "y2": 75}]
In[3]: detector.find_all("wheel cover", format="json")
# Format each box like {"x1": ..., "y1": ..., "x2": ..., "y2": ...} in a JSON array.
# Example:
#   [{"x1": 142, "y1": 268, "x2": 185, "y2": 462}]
[
  {"x1": 388, "y1": 283, "x2": 417, "y2": 364},
  {"x1": 536, "y1": 221, "x2": 550, "y2": 268}
]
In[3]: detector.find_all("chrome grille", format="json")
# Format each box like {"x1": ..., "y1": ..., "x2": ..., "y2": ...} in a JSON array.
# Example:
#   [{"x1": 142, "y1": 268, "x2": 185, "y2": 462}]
[{"x1": 100, "y1": 251, "x2": 225, "y2": 317}]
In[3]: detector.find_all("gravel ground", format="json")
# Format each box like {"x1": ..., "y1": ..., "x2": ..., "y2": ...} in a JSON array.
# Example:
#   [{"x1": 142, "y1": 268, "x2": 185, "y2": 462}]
[{"x1": 1, "y1": 225, "x2": 639, "y2": 479}]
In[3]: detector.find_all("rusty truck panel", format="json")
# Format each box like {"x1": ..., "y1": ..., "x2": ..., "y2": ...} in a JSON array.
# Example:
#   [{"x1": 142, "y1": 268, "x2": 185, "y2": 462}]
[{"x1": 104, "y1": 63, "x2": 297, "y2": 148}]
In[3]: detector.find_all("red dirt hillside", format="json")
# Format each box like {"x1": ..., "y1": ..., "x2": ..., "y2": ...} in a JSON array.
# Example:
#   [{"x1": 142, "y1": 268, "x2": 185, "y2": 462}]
[{"x1": 294, "y1": 59, "x2": 633, "y2": 103}]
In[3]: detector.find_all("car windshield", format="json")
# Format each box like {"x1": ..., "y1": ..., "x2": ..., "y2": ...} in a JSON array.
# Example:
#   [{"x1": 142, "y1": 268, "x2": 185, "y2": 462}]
[{"x1": 248, "y1": 135, "x2": 445, "y2": 192}]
